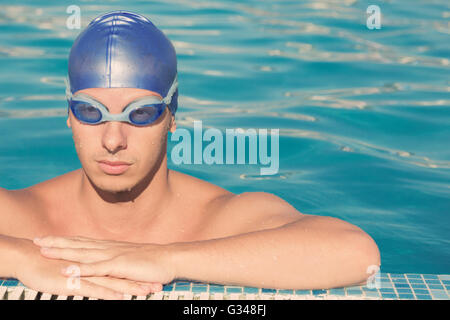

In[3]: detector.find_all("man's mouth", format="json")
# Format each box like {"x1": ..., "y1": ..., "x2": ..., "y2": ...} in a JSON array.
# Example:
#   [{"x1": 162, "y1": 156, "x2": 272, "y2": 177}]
[{"x1": 97, "y1": 160, "x2": 132, "y2": 175}]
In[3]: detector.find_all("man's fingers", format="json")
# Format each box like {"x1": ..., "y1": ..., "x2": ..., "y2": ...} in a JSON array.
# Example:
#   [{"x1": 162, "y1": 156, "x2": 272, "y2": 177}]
[
  {"x1": 86, "y1": 277, "x2": 160, "y2": 296},
  {"x1": 64, "y1": 260, "x2": 114, "y2": 278},
  {"x1": 66, "y1": 236, "x2": 138, "y2": 247},
  {"x1": 40, "y1": 276, "x2": 124, "y2": 300},
  {"x1": 72, "y1": 278, "x2": 124, "y2": 300},
  {"x1": 139, "y1": 282, "x2": 163, "y2": 292},
  {"x1": 34, "y1": 236, "x2": 107, "y2": 249},
  {"x1": 67, "y1": 236, "x2": 103, "y2": 242},
  {"x1": 40, "y1": 247, "x2": 111, "y2": 263}
]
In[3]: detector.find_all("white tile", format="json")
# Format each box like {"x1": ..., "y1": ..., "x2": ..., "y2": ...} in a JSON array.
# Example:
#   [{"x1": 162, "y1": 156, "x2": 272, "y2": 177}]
[
  {"x1": 199, "y1": 292, "x2": 210, "y2": 300},
  {"x1": 23, "y1": 289, "x2": 39, "y2": 300},
  {"x1": 212, "y1": 293, "x2": 223, "y2": 300},
  {"x1": 245, "y1": 293, "x2": 256, "y2": 300},
  {"x1": 0, "y1": 286, "x2": 8, "y2": 299},
  {"x1": 40, "y1": 292, "x2": 52, "y2": 300},
  {"x1": 149, "y1": 292, "x2": 163, "y2": 300},
  {"x1": 168, "y1": 291, "x2": 180, "y2": 300},
  {"x1": 228, "y1": 293, "x2": 240, "y2": 300},
  {"x1": 182, "y1": 292, "x2": 194, "y2": 300},
  {"x1": 8, "y1": 286, "x2": 24, "y2": 300}
]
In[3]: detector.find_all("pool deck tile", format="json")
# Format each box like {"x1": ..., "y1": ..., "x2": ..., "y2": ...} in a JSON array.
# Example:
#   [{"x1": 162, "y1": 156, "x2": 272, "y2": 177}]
[{"x1": 1, "y1": 273, "x2": 449, "y2": 300}]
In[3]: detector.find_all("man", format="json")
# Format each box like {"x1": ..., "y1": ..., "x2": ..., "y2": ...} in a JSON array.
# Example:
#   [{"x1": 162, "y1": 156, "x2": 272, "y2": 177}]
[{"x1": 0, "y1": 11, "x2": 380, "y2": 300}]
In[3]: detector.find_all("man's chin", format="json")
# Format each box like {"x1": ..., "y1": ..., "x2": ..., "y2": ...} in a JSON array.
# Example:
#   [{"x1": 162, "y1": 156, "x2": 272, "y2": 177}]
[
  {"x1": 101, "y1": 186, "x2": 134, "y2": 194},
  {"x1": 89, "y1": 174, "x2": 137, "y2": 194},
  {"x1": 97, "y1": 181, "x2": 136, "y2": 194}
]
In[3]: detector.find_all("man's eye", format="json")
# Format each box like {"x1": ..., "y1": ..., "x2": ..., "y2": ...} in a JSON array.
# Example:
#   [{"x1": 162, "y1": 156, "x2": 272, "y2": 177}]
[
  {"x1": 79, "y1": 105, "x2": 99, "y2": 115},
  {"x1": 129, "y1": 106, "x2": 161, "y2": 124}
]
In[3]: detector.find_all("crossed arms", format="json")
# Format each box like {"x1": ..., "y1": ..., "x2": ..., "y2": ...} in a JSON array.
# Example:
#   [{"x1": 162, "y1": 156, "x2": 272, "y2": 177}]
[{"x1": 0, "y1": 189, "x2": 380, "y2": 299}]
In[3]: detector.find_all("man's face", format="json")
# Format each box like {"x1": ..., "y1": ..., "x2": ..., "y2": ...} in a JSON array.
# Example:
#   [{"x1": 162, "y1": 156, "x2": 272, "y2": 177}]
[{"x1": 67, "y1": 87, "x2": 176, "y2": 193}]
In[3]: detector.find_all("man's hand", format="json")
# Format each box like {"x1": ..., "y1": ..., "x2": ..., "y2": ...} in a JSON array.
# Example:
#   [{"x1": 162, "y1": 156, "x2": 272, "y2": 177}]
[
  {"x1": 14, "y1": 237, "x2": 162, "y2": 299},
  {"x1": 33, "y1": 236, "x2": 177, "y2": 287}
]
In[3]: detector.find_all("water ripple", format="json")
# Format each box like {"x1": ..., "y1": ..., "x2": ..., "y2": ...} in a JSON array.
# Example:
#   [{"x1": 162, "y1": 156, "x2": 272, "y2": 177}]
[
  {"x1": 279, "y1": 128, "x2": 450, "y2": 169},
  {"x1": 0, "y1": 0, "x2": 449, "y2": 273},
  {"x1": 0, "y1": 108, "x2": 66, "y2": 118}
]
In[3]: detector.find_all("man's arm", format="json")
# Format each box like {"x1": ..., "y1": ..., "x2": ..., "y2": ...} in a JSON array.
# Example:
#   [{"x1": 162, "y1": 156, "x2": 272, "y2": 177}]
[
  {"x1": 0, "y1": 188, "x2": 36, "y2": 279},
  {"x1": 0, "y1": 187, "x2": 23, "y2": 278},
  {"x1": 32, "y1": 192, "x2": 380, "y2": 290},
  {"x1": 0, "y1": 188, "x2": 158, "y2": 299},
  {"x1": 0, "y1": 234, "x2": 24, "y2": 278},
  {"x1": 168, "y1": 192, "x2": 380, "y2": 289}
]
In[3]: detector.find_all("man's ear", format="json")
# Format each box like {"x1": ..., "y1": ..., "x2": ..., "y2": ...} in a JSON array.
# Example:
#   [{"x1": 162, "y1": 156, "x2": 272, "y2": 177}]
[
  {"x1": 169, "y1": 114, "x2": 176, "y2": 133},
  {"x1": 66, "y1": 115, "x2": 71, "y2": 128}
]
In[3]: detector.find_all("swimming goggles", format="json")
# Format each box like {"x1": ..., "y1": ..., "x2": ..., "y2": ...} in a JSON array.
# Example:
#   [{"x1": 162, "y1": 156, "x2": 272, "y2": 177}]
[{"x1": 65, "y1": 75, "x2": 178, "y2": 126}]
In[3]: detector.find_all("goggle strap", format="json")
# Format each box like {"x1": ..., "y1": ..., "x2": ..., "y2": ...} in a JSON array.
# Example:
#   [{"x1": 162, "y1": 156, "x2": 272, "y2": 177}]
[
  {"x1": 65, "y1": 77, "x2": 73, "y2": 100},
  {"x1": 163, "y1": 74, "x2": 178, "y2": 105}
]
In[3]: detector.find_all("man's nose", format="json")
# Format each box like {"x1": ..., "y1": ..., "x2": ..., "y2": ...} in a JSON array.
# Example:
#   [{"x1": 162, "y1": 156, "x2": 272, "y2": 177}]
[{"x1": 101, "y1": 121, "x2": 128, "y2": 153}]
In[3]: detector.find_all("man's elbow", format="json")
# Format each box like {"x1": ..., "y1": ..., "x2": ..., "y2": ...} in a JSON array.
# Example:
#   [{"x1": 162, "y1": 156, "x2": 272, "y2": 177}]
[
  {"x1": 365, "y1": 236, "x2": 381, "y2": 268},
  {"x1": 347, "y1": 230, "x2": 381, "y2": 285},
  {"x1": 326, "y1": 216, "x2": 381, "y2": 277},
  {"x1": 361, "y1": 232, "x2": 380, "y2": 269}
]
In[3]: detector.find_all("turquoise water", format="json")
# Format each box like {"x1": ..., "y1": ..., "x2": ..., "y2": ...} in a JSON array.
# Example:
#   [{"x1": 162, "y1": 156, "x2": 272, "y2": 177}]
[{"x1": 0, "y1": 0, "x2": 449, "y2": 274}]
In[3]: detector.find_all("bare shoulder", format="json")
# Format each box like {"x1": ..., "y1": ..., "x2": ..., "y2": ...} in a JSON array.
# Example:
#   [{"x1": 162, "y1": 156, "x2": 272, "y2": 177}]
[
  {"x1": 169, "y1": 169, "x2": 233, "y2": 201},
  {"x1": 0, "y1": 170, "x2": 79, "y2": 238},
  {"x1": 200, "y1": 191, "x2": 305, "y2": 239},
  {"x1": 0, "y1": 186, "x2": 44, "y2": 238}
]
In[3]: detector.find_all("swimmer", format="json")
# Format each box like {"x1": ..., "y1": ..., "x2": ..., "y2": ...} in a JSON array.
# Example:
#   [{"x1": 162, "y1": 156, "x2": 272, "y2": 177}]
[{"x1": 0, "y1": 11, "x2": 380, "y2": 300}]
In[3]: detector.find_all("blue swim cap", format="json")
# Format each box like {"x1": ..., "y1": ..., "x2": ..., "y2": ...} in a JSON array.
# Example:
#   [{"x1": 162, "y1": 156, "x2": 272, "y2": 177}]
[{"x1": 67, "y1": 11, "x2": 178, "y2": 115}]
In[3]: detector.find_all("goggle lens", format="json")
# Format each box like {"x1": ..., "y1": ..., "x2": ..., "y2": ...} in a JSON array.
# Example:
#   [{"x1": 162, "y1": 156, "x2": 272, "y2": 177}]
[
  {"x1": 129, "y1": 104, "x2": 165, "y2": 125},
  {"x1": 71, "y1": 101, "x2": 102, "y2": 123}
]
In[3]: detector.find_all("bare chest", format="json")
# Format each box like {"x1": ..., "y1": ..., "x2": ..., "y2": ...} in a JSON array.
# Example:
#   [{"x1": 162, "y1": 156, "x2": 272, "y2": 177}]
[{"x1": 39, "y1": 202, "x2": 211, "y2": 245}]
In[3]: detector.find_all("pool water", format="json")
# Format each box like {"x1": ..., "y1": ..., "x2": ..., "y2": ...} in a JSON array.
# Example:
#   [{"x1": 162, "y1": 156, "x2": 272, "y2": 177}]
[{"x1": 0, "y1": 0, "x2": 449, "y2": 275}]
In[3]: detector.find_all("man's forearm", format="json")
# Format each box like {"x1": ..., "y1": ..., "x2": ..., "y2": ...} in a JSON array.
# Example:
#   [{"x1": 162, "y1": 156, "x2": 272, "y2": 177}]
[
  {"x1": 168, "y1": 216, "x2": 380, "y2": 290},
  {"x1": 0, "y1": 234, "x2": 25, "y2": 279}
]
